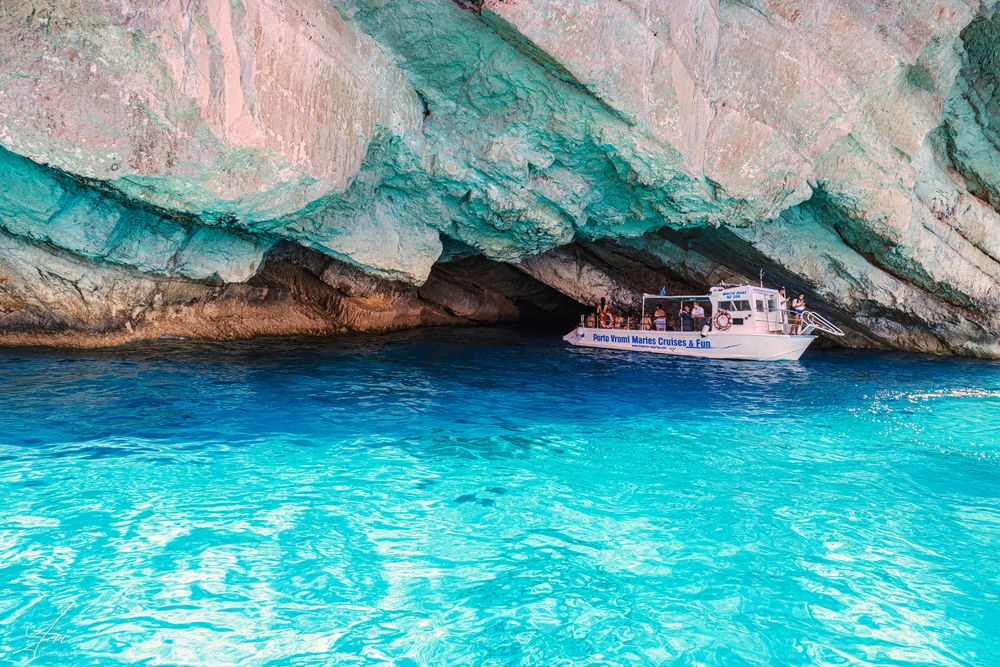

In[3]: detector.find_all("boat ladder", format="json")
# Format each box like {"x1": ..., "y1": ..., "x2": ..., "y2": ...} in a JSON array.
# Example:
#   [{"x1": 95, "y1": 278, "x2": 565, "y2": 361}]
[{"x1": 801, "y1": 310, "x2": 845, "y2": 337}]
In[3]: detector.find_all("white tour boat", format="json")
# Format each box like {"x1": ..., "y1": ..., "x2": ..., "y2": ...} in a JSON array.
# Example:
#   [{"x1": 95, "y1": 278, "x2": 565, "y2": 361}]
[{"x1": 563, "y1": 283, "x2": 844, "y2": 361}]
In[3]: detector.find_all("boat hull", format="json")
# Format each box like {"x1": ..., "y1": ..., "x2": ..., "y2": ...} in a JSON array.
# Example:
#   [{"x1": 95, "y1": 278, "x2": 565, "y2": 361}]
[{"x1": 563, "y1": 327, "x2": 816, "y2": 361}]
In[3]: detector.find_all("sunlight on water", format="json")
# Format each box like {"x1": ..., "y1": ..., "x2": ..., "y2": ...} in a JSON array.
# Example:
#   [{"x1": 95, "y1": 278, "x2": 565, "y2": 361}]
[{"x1": 1, "y1": 328, "x2": 998, "y2": 665}]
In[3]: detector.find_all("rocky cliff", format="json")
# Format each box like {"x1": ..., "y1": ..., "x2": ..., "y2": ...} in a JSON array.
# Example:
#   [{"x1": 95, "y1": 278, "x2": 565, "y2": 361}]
[{"x1": 1, "y1": 0, "x2": 998, "y2": 356}]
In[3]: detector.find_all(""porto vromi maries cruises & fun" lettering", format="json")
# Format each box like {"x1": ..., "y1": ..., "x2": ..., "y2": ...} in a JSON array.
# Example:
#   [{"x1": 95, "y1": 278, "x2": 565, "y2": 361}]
[{"x1": 591, "y1": 333, "x2": 713, "y2": 349}]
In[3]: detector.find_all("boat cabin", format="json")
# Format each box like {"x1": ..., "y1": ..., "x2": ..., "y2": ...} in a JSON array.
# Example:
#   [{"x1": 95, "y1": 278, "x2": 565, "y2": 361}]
[
  {"x1": 641, "y1": 284, "x2": 788, "y2": 334},
  {"x1": 708, "y1": 284, "x2": 786, "y2": 334}
]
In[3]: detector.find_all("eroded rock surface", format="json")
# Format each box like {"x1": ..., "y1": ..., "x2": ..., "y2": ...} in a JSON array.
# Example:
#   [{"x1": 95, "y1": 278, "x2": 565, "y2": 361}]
[{"x1": 1, "y1": 0, "x2": 998, "y2": 355}]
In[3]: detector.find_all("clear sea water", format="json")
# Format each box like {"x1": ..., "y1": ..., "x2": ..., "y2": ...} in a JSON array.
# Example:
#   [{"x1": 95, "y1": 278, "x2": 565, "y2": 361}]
[{"x1": 1, "y1": 327, "x2": 998, "y2": 666}]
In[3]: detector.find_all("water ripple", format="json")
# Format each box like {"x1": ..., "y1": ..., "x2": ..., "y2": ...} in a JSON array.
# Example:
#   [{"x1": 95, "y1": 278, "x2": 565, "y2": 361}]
[{"x1": 0, "y1": 329, "x2": 998, "y2": 665}]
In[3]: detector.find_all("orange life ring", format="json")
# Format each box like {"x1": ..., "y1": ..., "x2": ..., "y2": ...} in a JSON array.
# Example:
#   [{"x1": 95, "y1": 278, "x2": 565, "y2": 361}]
[
  {"x1": 714, "y1": 310, "x2": 732, "y2": 331},
  {"x1": 600, "y1": 312, "x2": 615, "y2": 329}
]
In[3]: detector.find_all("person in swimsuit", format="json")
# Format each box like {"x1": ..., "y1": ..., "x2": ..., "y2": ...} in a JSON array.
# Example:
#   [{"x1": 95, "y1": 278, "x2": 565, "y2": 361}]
[
  {"x1": 596, "y1": 297, "x2": 612, "y2": 328},
  {"x1": 791, "y1": 293, "x2": 806, "y2": 334},
  {"x1": 653, "y1": 305, "x2": 667, "y2": 331}
]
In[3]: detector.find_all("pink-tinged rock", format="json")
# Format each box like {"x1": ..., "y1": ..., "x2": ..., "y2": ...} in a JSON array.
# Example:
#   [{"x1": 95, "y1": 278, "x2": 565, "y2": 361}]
[{"x1": 0, "y1": 0, "x2": 421, "y2": 220}]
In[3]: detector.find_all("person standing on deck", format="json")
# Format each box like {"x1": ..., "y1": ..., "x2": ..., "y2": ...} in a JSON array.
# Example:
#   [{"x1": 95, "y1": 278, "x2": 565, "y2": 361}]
[
  {"x1": 691, "y1": 301, "x2": 705, "y2": 331},
  {"x1": 653, "y1": 305, "x2": 667, "y2": 331},
  {"x1": 679, "y1": 304, "x2": 692, "y2": 332},
  {"x1": 791, "y1": 293, "x2": 806, "y2": 334},
  {"x1": 596, "y1": 297, "x2": 612, "y2": 328},
  {"x1": 777, "y1": 288, "x2": 790, "y2": 334}
]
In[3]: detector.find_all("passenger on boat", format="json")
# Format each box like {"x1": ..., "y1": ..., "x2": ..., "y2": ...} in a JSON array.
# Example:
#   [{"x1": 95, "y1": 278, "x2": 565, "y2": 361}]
[
  {"x1": 595, "y1": 297, "x2": 618, "y2": 328},
  {"x1": 678, "y1": 304, "x2": 692, "y2": 331},
  {"x1": 653, "y1": 305, "x2": 667, "y2": 331},
  {"x1": 777, "y1": 288, "x2": 790, "y2": 334},
  {"x1": 791, "y1": 293, "x2": 806, "y2": 334},
  {"x1": 641, "y1": 313, "x2": 652, "y2": 330},
  {"x1": 691, "y1": 301, "x2": 705, "y2": 331}
]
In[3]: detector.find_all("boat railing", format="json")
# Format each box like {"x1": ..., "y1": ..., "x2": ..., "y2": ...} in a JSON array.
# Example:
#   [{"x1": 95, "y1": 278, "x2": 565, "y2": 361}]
[
  {"x1": 758, "y1": 308, "x2": 845, "y2": 336},
  {"x1": 759, "y1": 308, "x2": 796, "y2": 334},
  {"x1": 579, "y1": 307, "x2": 844, "y2": 336},
  {"x1": 801, "y1": 310, "x2": 845, "y2": 336},
  {"x1": 580, "y1": 314, "x2": 640, "y2": 329}
]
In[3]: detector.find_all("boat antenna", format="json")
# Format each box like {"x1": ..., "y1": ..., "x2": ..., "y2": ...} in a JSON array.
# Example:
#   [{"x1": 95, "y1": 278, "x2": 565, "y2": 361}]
[{"x1": 759, "y1": 268, "x2": 764, "y2": 287}]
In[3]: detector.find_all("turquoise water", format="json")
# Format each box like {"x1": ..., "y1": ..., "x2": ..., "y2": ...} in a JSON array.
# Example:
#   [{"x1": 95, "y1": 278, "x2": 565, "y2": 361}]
[{"x1": 1, "y1": 328, "x2": 998, "y2": 666}]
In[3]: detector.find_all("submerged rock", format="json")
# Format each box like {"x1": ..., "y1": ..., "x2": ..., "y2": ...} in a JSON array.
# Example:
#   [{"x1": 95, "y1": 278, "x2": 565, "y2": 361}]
[{"x1": 0, "y1": 0, "x2": 998, "y2": 355}]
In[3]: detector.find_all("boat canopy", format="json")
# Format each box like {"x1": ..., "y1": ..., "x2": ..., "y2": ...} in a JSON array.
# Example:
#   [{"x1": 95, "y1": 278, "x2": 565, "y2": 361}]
[{"x1": 641, "y1": 293, "x2": 711, "y2": 301}]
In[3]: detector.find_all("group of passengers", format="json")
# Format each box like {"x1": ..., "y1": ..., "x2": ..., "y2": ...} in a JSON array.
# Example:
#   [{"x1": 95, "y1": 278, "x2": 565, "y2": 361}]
[
  {"x1": 589, "y1": 298, "x2": 708, "y2": 332},
  {"x1": 589, "y1": 297, "x2": 646, "y2": 329},
  {"x1": 649, "y1": 301, "x2": 706, "y2": 332},
  {"x1": 587, "y1": 288, "x2": 810, "y2": 334}
]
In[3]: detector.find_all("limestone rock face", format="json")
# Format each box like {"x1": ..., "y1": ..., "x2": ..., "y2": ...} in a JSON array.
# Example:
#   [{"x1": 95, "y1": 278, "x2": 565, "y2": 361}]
[{"x1": 0, "y1": 0, "x2": 998, "y2": 355}]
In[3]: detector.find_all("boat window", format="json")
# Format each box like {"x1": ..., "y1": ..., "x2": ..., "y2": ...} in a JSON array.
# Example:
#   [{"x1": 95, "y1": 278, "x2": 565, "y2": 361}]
[
  {"x1": 767, "y1": 297, "x2": 776, "y2": 311},
  {"x1": 755, "y1": 299, "x2": 764, "y2": 312},
  {"x1": 718, "y1": 299, "x2": 752, "y2": 311}
]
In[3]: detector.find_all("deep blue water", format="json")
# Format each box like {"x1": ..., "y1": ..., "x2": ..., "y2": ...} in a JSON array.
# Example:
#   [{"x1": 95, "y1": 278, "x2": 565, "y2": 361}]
[{"x1": 1, "y1": 327, "x2": 998, "y2": 666}]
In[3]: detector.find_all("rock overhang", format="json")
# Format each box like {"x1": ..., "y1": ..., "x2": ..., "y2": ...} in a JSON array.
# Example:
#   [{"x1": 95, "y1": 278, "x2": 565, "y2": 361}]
[{"x1": 0, "y1": 0, "x2": 997, "y2": 356}]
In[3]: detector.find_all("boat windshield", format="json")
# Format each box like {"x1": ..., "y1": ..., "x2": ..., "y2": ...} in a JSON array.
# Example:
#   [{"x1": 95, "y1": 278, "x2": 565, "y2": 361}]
[{"x1": 716, "y1": 300, "x2": 752, "y2": 312}]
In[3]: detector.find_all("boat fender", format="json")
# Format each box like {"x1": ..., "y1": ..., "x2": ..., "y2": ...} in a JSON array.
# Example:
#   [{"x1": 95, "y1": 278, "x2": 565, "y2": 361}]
[
  {"x1": 700, "y1": 324, "x2": 711, "y2": 337},
  {"x1": 600, "y1": 312, "x2": 615, "y2": 329},
  {"x1": 714, "y1": 310, "x2": 732, "y2": 331}
]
